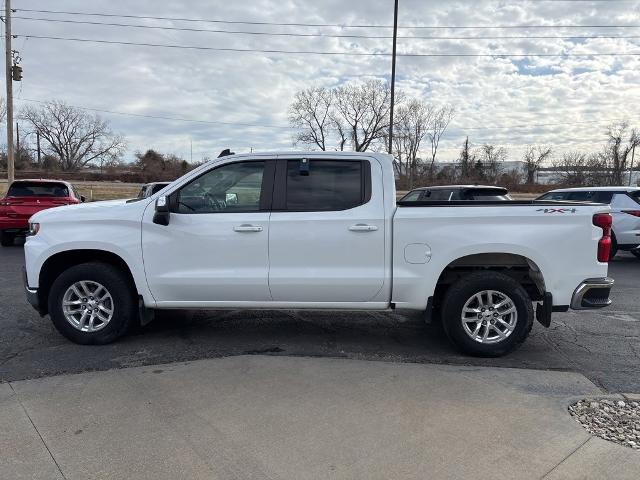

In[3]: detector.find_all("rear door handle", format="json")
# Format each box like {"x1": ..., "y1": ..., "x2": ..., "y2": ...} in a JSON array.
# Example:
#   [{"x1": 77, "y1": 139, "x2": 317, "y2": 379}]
[
  {"x1": 233, "y1": 224, "x2": 263, "y2": 233},
  {"x1": 349, "y1": 224, "x2": 378, "y2": 232}
]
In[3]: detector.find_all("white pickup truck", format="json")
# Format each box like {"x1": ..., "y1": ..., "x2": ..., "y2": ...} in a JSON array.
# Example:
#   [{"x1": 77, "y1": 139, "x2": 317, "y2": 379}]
[{"x1": 24, "y1": 151, "x2": 614, "y2": 356}]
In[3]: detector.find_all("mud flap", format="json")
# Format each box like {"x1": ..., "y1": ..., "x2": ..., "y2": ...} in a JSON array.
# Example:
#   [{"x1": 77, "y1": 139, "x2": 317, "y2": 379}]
[
  {"x1": 138, "y1": 296, "x2": 155, "y2": 327},
  {"x1": 536, "y1": 292, "x2": 553, "y2": 328}
]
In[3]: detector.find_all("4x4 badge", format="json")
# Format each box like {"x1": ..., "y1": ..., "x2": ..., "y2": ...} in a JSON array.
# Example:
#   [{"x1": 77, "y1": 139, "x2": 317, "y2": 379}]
[{"x1": 536, "y1": 208, "x2": 577, "y2": 213}]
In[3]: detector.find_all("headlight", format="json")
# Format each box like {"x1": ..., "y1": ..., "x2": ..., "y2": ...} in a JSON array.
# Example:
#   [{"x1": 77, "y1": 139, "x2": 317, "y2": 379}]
[{"x1": 28, "y1": 222, "x2": 40, "y2": 236}]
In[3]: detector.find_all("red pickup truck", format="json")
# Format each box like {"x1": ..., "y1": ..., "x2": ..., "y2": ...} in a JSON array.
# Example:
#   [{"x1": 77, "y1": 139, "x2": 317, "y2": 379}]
[{"x1": 0, "y1": 179, "x2": 83, "y2": 246}]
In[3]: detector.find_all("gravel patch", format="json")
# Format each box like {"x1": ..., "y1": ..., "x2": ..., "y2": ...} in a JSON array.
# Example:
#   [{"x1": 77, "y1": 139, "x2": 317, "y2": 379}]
[{"x1": 569, "y1": 399, "x2": 640, "y2": 449}]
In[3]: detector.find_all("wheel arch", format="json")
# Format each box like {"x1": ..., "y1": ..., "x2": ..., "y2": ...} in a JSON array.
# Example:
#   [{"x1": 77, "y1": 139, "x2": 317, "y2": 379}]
[
  {"x1": 37, "y1": 249, "x2": 139, "y2": 315},
  {"x1": 433, "y1": 252, "x2": 546, "y2": 306}
]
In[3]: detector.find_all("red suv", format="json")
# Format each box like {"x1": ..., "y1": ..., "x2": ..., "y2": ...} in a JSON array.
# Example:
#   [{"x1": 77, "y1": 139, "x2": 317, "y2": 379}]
[{"x1": 0, "y1": 179, "x2": 83, "y2": 246}]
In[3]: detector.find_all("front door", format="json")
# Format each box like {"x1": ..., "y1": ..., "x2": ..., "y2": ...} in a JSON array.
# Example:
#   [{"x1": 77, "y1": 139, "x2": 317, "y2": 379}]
[
  {"x1": 142, "y1": 160, "x2": 274, "y2": 305},
  {"x1": 268, "y1": 157, "x2": 386, "y2": 303}
]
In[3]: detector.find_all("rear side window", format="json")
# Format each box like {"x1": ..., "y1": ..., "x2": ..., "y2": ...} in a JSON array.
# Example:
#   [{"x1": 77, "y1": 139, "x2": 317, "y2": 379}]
[
  {"x1": 285, "y1": 160, "x2": 368, "y2": 211},
  {"x1": 538, "y1": 192, "x2": 569, "y2": 201},
  {"x1": 7, "y1": 182, "x2": 69, "y2": 197},
  {"x1": 422, "y1": 189, "x2": 454, "y2": 201},
  {"x1": 629, "y1": 191, "x2": 640, "y2": 205},
  {"x1": 464, "y1": 189, "x2": 510, "y2": 201}
]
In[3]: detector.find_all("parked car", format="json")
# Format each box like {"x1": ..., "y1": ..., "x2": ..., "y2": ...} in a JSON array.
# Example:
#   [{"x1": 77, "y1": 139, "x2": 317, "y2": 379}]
[
  {"x1": 24, "y1": 152, "x2": 613, "y2": 356},
  {"x1": 400, "y1": 185, "x2": 512, "y2": 202},
  {"x1": 137, "y1": 182, "x2": 171, "y2": 199},
  {"x1": 1, "y1": 179, "x2": 83, "y2": 247},
  {"x1": 537, "y1": 187, "x2": 640, "y2": 259}
]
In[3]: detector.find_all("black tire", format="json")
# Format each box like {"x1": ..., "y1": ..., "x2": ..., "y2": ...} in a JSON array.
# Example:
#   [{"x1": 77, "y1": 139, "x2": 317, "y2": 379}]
[
  {"x1": 0, "y1": 231, "x2": 14, "y2": 247},
  {"x1": 631, "y1": 250, "x2": 640, "y2": 260},
  {"x1": 48, "y1": 262, "x2": 137, "y2": 345},
  {"x1": 440, "y1": 271, "x2": 534, "y2": 357},
  {"x1": 610, "y1": 234, "x2": 618, "y2": 260}
]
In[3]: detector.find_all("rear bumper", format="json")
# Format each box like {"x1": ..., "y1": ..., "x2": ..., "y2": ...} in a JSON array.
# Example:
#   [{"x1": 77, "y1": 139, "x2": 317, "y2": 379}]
[
  {"x1": 570, "y1": 277, "x2": 614, "y2": 310},
  {"x1": 0, "y1": 216, "x2": 29, "y2": 233}
]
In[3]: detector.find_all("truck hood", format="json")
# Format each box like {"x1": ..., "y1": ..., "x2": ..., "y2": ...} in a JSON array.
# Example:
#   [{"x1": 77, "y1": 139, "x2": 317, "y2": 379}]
[{"x1": 30, "y1": 198, "x2": 149, "y2": 223}]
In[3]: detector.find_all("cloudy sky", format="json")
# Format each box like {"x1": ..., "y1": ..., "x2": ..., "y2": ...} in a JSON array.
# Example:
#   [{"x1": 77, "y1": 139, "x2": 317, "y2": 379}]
[{"x1": 6, "y1": 0, "x2": 640, "y2": 163}]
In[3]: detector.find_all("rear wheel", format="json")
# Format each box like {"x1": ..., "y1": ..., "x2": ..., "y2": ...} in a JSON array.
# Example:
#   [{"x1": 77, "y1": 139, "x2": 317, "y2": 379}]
[
  {"x1": 0, "y1": 231, "x2": 14, "y2": 247},
  {"x1": 441, "y1": 271, "x2": 534, "y2": 357},
  {"x1": 48, "y1": 262, "x2": 137, "y2": 344}
]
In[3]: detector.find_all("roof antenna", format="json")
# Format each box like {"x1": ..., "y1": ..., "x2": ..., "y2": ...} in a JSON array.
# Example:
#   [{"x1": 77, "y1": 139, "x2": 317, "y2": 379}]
[{"x1": 217, "y1": 149, "x2": 235, "y2": 158}]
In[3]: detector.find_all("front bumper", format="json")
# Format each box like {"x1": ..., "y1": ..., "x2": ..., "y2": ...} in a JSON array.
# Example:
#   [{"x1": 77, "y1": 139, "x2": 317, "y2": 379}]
[
  {"x1": 23, "y1": 267, "x2": 44, "y2": 315},
  {"x1": 570, "y1": 277, "x2": 614, "y2": 310}
]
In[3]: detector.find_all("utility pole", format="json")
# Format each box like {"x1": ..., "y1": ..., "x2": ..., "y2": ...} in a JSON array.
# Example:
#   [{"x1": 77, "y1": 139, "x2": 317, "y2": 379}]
[
  {"x1": 15, "y1": 121, "x2": 18, "y2": 159},
  {"x1": 5, "y1": 0, "x2": 14, "y2": 183},
  {"x1": 630, "y1": 144, "x2": 636, "y2": 186},
  {"x1": 36, "y1": 130, "x2": 41, "y2": 165},
  {"x1": 388, "y1": 0, "x2": 399, "y2": 155}
]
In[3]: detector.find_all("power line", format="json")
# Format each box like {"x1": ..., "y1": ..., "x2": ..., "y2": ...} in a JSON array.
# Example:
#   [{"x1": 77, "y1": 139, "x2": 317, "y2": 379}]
[
  {"x1": 12, "y1": 16, "x2": 640, "y2": 41},
  {"x1": 13, "y1": 8, "x2": 640, "y2": 30},
  {"x1": 14, "y1": 34, "x2": 640, "y2": 57}
]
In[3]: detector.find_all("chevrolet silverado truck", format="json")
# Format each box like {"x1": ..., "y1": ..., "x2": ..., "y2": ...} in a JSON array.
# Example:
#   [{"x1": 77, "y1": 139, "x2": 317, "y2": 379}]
[{"x1": 23, "y1": 152, "x2": 614, "y2": 356}]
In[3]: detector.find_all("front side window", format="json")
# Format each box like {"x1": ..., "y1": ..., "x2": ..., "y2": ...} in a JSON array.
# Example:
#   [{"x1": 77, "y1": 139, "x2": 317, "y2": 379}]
[
  {"x1": 176, "y1": 161, "x2": 265, "y2": 213},
  {"x1": 285, "y1": 160, "x2": 366, "y2": 211}
]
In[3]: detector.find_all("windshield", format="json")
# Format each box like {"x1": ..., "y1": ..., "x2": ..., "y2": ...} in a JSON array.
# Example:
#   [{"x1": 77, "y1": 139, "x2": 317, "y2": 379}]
[{"x1": 7, "y1": 181, "x2": 69, "y2": 197}]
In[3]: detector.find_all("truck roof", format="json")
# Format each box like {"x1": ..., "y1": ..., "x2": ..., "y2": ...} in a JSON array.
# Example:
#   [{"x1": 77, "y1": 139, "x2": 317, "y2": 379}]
[{"x1": 211, "y1": 151, "x2": 394, "y2": 163}]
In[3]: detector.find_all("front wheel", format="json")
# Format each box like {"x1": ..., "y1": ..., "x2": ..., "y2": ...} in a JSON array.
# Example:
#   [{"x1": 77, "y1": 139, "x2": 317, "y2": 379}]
[
  {"x1": 631, "y1": 249, "x2": 640, "y2": 260},
  {"x1": 440, "y1": 271, "x2": 534, "y2": 357},
  {"x1": 48, "y1": 262, "x2": 137, "y2": 344}
]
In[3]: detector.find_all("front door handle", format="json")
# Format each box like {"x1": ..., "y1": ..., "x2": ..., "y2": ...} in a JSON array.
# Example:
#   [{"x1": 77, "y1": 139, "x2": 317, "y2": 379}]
[
  {"x1": 233, "y1": 224, "x2": 263, "y2": 233},
  {"x1": 349, "y1": 224, "x2": 378, "y2": 232}
]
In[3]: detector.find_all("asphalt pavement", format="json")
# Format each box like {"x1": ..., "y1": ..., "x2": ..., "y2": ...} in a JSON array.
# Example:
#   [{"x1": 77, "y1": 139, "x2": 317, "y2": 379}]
[{"x1": 1, "y1": 243, "x2": 638, "y2": 392}]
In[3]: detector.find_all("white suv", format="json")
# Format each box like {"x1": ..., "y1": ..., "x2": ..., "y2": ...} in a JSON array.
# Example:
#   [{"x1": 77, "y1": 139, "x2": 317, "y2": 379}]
[{"x1": 538, "y1": 187, "x2": 640, "y2": 259}]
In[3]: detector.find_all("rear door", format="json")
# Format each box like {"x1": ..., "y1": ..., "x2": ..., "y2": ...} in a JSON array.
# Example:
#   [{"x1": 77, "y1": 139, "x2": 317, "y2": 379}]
[{"x1": 268, "y1": 157, "x2": 386, "y2": 303}]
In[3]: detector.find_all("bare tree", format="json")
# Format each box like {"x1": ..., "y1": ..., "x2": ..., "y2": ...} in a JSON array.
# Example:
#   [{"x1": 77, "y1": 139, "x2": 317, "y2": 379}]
[
  {"x1": 523, "y1": 145, "x2": 552, "y2": 184},
  {"x1": 457, "y1": 137, "x2": 476, "y2": 182},
  {"x1": 288, "y1": 87, "x2": 333, "y2": 151},
  {"x1": 0, "y1": 97, "x2": 6, "y2": 123},
  {"x1": 427, "y1": 105, "x2": 454, "y2": 176},
  {"x1": 553, "y1": 151, "x2": 588, "y2": 186},
  {"x1": 604, "y1": 121, "x2": 639, "y2": 185},
  {"x1": 22, "y1": 100, "x2": 125, "y2": 171},
  {"x1": 480, "y1": 144, "x2": 507, "y2": 183},
  {"x1": 391, "y1": 99, "x2": 434, "y2": 188},
  {"x1": 333, "y1": 79, "x2": 394, "y2": 152}
]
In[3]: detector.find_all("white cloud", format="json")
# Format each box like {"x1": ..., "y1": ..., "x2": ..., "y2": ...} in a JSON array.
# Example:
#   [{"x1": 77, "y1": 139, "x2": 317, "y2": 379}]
[{"x1": 8, "y1": 0, "x2": 640, "y2": 164}]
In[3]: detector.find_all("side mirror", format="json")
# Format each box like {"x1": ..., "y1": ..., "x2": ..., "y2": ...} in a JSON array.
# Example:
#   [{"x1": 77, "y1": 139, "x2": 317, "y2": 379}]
[
  {"x1": 80, "y1": 195, "x2": 86, "y2": 203},
  {"x1": 153, "y1": 196, "x2": 170, "y2": 226}
]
